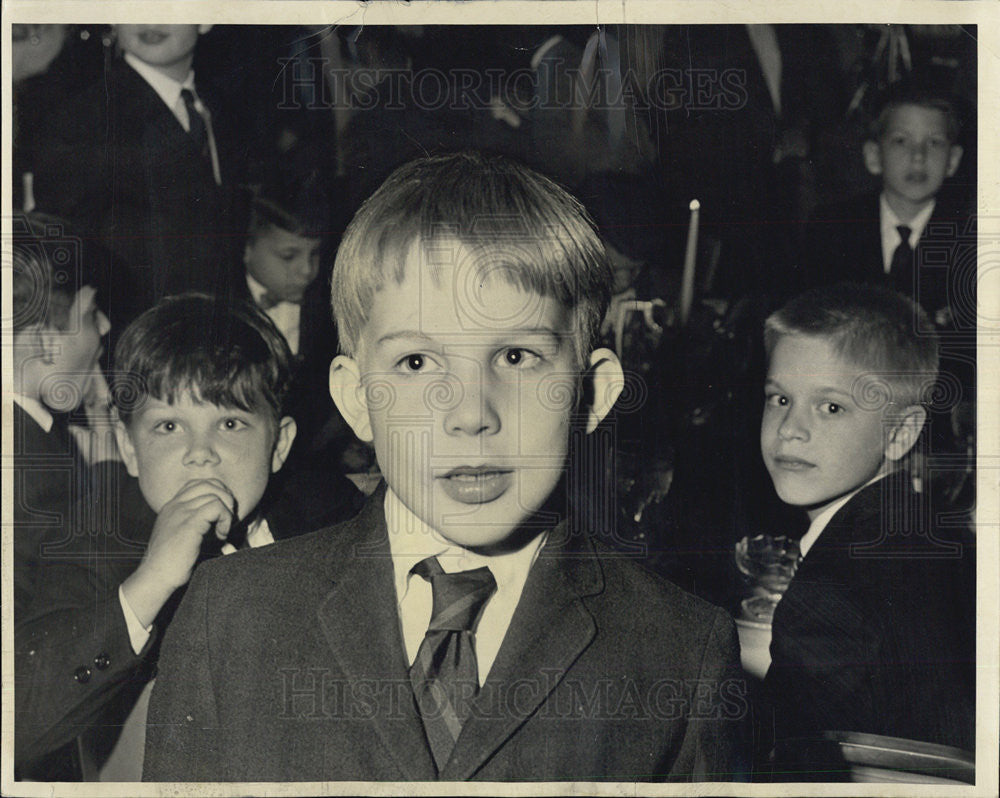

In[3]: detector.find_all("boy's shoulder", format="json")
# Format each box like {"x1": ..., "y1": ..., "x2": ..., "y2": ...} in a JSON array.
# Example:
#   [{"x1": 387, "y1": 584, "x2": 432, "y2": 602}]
[
  {"x1": 587, "y1": 537, "x2": 728, "y2": 627},
  {"x1": 187, "y1": 496, "x2": 380, "y2": 604}
]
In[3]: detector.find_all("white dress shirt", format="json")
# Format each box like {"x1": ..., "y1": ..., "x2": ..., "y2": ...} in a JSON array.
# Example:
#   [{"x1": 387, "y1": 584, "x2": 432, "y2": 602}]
[
  {"x1": 13, "y1": 393, "x2": 53, "y2": 432},
  {"x1": 385, "y1": 487, "x2": 547, "y2": 686},
  {"x1": 880, "y1": 194, "x2": 935, "y2": 274},
  {"x1": 123, "y1": 52, "x2": 221, "y2": 185},
  {"x1": 246, "y1": 273, "x2": 301, "y2": 355}
]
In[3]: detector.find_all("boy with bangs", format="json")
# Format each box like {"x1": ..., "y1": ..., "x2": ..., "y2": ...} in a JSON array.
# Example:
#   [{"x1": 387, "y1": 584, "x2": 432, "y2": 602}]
[
  {"x1": 16, "y1": 294, "x2": 298, "y2": 777},
  {"x1": 759, "y1": 284, "x2": 974, "y2": 774},
  {"x1": 145, "y1": 152, "x2": 747, "y2": 782}
]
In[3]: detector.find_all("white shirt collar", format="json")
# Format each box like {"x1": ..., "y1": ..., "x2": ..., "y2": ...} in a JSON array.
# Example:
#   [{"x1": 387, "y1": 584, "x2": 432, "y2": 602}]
[
  {"x1": 880, "y1": 193, "x2": 936, "y2": 273},
  {"x1": 798, "y1": 472, "x2": 890, "y2": 559},
  {"x1": 384, "y1": 486, "x2": 546, "y2": 608},
  {"x1": 13, "y1": 393, "x2": 54, "y2": 433},
  {"x1": 246, "y1": 273, "x2": 269, "y2": 304},
  {"x1": 123, "y1": 52, "x2": 195, "y2": 116}
]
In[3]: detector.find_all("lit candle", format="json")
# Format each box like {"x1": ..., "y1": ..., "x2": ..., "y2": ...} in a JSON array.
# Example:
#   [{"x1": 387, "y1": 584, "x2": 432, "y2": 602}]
[{"x1": 679, "y1": 199, "x2": 700, "y2": 326}]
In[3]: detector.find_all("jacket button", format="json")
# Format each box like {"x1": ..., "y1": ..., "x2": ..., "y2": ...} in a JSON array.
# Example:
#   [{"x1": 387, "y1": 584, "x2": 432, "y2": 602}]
[
  {"x1": 94, "y1": 653, "x2": 110, "y2": 670},
  {"x1": 74, "y1": 666, "x2": 92, "y2": 684}
]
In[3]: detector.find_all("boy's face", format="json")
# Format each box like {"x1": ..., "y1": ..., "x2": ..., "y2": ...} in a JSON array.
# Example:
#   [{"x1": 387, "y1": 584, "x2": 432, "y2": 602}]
[
  {"x1": 244, "y1": 226, "x2": 322, "y2": 304},
  {"x1": 864, "y1": 104, "x2": 963, "y2": 212},
  {"x1": 41, "y1": 285, "x2": 111, "y2": 411},
  {"x1": 330, "y1": 240, "x2": 622, "y2": 550},
  {"x1": 761, "y1": 335, "x2": 896, "y2": 520},
  {"x1": 117, "y1": 391, "x2": 295, "y2": 520},
  {"x1": 115, "y1": 25, "x2": 209, "y2": 80}
]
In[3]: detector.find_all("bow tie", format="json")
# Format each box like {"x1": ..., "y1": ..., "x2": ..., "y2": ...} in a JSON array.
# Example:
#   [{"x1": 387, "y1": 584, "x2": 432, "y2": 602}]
[{"x1": 258, "y1": 293, "x2": 301, "y2": 311}]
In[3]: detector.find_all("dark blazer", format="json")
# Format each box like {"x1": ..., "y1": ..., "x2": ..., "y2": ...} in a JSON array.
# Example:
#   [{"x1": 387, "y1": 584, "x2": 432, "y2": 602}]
[
  {"x1": 143, "y1": 485, "x2": 749, "y2": 782},
  {"x1": 763, "y1": 473, "x2": 975, "y2": 764},
  {"x1": 31, "y1": 57, "x2": 245, "y2": 328},
  {"x1": 14, "y1": 464, "x2": 360, "y2": 774},
  {"x1": 13, "y1": 404, "x2": 90, "y2": 617},
  {"x1": 803, "y1": 190, "x2": 976, "y2": 322}
]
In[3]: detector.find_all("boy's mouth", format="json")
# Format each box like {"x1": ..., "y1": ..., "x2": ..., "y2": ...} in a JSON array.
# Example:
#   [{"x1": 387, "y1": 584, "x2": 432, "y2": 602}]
[
  {"x1": 771, "y1": 455, "x2": 816, "y2": 472},
  {"x1": 437, "y1": 466, "x2": 513, "y2": 504},
  {"x1": 138, "y1": 30, "x2": 169, "y2": 45}
]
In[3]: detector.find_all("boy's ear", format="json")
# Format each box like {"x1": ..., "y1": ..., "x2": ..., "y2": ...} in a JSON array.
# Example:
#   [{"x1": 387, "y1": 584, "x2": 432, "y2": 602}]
[
  {"x1": 329, "y1": 355, "x2": 373, "y2": 442},
  {"x1": 270, "y1": 416, "x2": 297, "y2": 473},
  {"x1": 114, "y1": 419, "x2": 141, "y2": 478},
  {"x1": 885, "y1": 404, "x2": 927, "y2": 462},
  {"x1": 583, "y1": 347, "x2": 624, "y2": 434},
  {"x1": 862, "y1": 140, "x2": 884, "y2": 176},
  {"x1": 946, "y1": 145, "x2": 964, "y2": 178}
]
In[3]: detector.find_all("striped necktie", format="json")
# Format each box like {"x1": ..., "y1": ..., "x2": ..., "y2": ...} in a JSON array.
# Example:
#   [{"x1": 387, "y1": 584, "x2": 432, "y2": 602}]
[{"x1": 408, "y1": 556, "x2": 496, "y2": 773}]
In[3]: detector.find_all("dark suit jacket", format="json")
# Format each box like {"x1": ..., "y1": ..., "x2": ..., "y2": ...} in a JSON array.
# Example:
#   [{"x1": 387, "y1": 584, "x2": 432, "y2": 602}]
[
  {"x1": 14, "y1": 464, "x2": 361, "y2": 773},
  {"x1": 803, "y1": 190, "x2": 976, "y2": 324},
  {"x1": 13, "y1": 404, "x2": 91, "y2": 617},
  {"x1": 143, "y1": 485, "x2": 748, "y2": 782},
  {"x1": 31, "y1": 57, "x2": 245, "y2": 328},
  {"x1": 763, "y1": 473, "x2": 975, "y2": 764}
]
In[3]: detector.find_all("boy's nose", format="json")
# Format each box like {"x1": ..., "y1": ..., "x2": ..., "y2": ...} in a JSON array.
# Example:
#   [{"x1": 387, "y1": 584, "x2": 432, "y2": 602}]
[
  {"x1": 910, "y1": 141, "x2": 928, "y2": 162},
  {"x1": 777, "y1": 408, "x2": 809, "y2": 442},
  {"x1": 183, "y1": 434, "x2": 222, "y2": 466},
  {"x1": 444, "y1": 375, "x2": 501, "y2": 436}
]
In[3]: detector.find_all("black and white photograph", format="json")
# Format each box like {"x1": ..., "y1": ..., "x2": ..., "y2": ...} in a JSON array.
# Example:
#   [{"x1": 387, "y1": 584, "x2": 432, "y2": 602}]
[{"x1": 3, "y1": 1, "x2": 997, "y2": 794}]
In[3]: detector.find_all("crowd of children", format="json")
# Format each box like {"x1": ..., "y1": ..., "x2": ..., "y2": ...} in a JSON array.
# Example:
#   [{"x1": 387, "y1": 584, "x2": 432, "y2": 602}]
[{"x1": 10, "y1": 22, "x2": 978, "y2": 786}]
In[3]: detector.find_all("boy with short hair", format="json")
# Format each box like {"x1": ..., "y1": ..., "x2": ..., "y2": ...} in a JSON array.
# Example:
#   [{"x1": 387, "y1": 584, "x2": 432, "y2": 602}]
[
  {"x1": 15, "y1": 294, "x2": 297, "y2": 775},
  {"x1": 759, "y1": 284, "x2": 974, "y2": 771},
  {"x1": 11, "y1": 214, "x2": 112, "y2": 619},
  {"x1": 804, "y1": 86, "x2": 969, "y2": 321},
  {"x1": 144, "y1": 151, "x2": 747, "y2": 782}
]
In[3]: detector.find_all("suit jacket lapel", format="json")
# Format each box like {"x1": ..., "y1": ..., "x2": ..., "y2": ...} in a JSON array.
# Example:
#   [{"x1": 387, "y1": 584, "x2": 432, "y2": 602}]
[
  {"x1": 441, "y1": 527, "x2": 603, "y2": 780},
  {"x1": 314, "y1": 485, "x2": 437, "y2": 781}
]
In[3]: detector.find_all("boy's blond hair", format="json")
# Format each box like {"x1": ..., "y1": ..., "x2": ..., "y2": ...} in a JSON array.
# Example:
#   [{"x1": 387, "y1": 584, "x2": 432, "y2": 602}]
[
  {"x1": 331, "y1": 151, "x2": 612, "y2": 366},
  {"x1": 764, "y1": 283, "x2": 940, "y2": 409}
]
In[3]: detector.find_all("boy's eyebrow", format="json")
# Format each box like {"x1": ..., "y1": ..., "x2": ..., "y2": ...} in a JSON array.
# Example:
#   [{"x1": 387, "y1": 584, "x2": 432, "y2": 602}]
[{"x1": 375, "y1": 328, "x2": 565, "y2": 347}]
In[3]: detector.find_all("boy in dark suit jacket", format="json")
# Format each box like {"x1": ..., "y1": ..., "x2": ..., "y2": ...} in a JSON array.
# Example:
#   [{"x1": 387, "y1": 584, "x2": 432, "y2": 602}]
[
  {"x1": 804, "y1": 87, "x2": 970, "y2": 325},
  {"x1": 144, "y1": 152, "x2": 748, "y2": 782},
  {"x1": 759, "y1": 284, "x2": 975, "y2": 776},
  {"x1": 11, "y1": 215, "x2": 113, "y2": 620},
  {"x1": 15, "y1": 295, "x2": 305, "y2": 777},
  {"x1": 31, "y1": 25, "x2": 243, "y2": 329},
  {"x1": 237, "y1": 155, "x2": 344, "y2": 463}
]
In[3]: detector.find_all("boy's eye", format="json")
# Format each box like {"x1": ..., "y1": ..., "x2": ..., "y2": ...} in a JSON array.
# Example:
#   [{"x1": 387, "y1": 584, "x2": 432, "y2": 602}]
[
  {"x1": 765, "y1": 393, "x2": 787, "y2": 408},
  {"x1": 396, "y1": 353, "x2": 439, "y2": 373},
  {"x1": 821, "y1": 402, "x2": 843, "y2": 415},
  {"x1": 221, "y1": 417, "x2": 249, "y2": 431},
  {"x1": 152, "y1": 420, "x2": 177, "y2": 433},
  {"x1": 499, "y1": 348, "x2": 540, "y2": 368}
]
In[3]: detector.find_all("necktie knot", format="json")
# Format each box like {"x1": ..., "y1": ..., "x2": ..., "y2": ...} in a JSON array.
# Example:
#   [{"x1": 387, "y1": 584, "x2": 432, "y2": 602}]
[
  {"x1": 258, "y1": 292, "x2": 283, "y2": 311},
  {"x1": 413, "y1": 557, "x2": 496, "y2": 633},
  {"x1": 896, "y1": 225, "x2": 912, "y2": 249}
]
